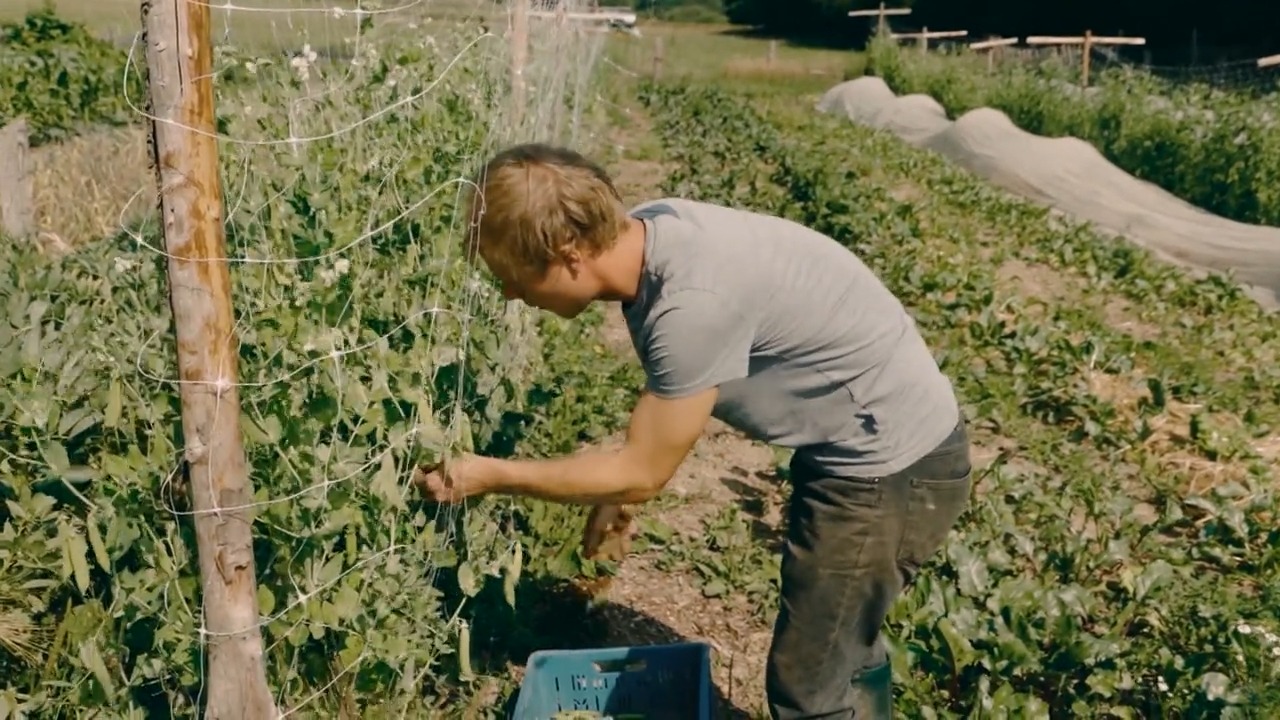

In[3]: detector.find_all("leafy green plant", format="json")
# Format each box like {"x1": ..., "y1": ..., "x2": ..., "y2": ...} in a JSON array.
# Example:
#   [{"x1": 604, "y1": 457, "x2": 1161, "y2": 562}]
[{"x1": 0, "y1": 6, "x2": 144, "y2": 145}]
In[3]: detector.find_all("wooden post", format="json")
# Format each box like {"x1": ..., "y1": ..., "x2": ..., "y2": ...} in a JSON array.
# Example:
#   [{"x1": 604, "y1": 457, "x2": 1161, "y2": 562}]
[
  {"x1": 653, "y1": 35, "x2": 664, "y2": 79},
  {"x1": 768, "y1": 39, "x2": 777, "y2": 66},
  {"x1": 0, "y1": 119, "x2": 34, "y2": 241},
  {"x1": 510, "y1": 0, "x2": 528, "y2": 126},
  {"x1": 140, "y1": 0, "x2": 277, "y2": 717},
  {"x1": 1082, "y1": 30, "x2": 1093, "y2": 87},
  {"x1": 1026, "y1": 33, "x2": 1146, "y2": 87},
  {"x1": 848, "y1": 3, "x2": 912, "y2": 38},
  {"x1": 969, "y1": 37, "x2": 1017, "y2": 73}
]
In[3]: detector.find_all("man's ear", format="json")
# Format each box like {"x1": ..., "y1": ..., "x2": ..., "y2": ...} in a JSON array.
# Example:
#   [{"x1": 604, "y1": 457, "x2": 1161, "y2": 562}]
[{"x1": 559, "y1": 243, "x2": 584, "y2": 277}]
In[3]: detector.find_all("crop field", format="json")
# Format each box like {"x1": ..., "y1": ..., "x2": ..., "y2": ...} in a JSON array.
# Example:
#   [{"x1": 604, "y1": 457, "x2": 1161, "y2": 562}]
[{"x1": 2, "y1": 4, "x2": 1279, "y2": 720}]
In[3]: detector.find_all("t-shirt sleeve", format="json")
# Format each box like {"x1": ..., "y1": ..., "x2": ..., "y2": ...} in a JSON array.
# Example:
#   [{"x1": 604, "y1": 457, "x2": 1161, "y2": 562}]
[{"x1": 638, "y1": 289, "x2": 752, "y2": 398}]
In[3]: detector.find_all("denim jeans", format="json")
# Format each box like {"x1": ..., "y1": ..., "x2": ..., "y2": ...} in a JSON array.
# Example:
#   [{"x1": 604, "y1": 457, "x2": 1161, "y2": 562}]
[{"x1": 765, "y1": 417, "x2": 973, "y2": 719}]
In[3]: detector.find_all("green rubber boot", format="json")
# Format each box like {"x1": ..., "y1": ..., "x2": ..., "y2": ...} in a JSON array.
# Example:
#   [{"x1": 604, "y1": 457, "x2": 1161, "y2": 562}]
[{"x1": 849, "y1": 661, "x2": 893, "y2": 719}]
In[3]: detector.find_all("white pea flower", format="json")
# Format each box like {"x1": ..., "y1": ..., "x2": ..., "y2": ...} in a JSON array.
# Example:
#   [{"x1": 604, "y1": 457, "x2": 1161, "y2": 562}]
[{"x1": 290, "y1": 43, "x2": 318, "y2": 81}]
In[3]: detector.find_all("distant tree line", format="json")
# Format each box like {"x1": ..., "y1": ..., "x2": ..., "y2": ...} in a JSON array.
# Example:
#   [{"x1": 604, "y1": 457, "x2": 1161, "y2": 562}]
[{"x1": 707, "y1": 0, "x2": 1280, "y2": 64}]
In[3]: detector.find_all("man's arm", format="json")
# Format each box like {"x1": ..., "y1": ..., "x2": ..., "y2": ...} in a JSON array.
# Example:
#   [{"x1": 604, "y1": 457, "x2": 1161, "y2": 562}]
[{"x1": 478, "y1": 387, "x2": 717, "y2": 505}]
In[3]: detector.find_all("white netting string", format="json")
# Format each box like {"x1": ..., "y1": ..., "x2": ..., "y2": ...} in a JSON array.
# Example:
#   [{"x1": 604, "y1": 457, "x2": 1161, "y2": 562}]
[{"x1": 91, "y1": 0, "x2": 613, "y2": 714}]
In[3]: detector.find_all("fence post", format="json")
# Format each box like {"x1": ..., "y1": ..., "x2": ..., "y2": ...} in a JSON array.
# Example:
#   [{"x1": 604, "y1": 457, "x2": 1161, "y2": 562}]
[
  {"x1": 1026, "y1": 33, "x2": 1145, "y2": 88},
  {"x1": 140, "y1": 0, "x2": 277, "y2": 715},
  {"x1": 1082, "y1": 29, "x2": 1094, "y2": 87},
  {"x1": 0, "y1": 119, "x2": 35, "y2": 241},
  {"x1": 510, "y1": 0, "x2": 528, "y2": 126}
]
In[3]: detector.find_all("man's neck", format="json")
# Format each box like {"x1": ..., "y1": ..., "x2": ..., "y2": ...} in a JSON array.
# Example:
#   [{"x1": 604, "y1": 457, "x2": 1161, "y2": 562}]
[{"x1": 594, "y1": 217, "x2": 647, "y2": 303}]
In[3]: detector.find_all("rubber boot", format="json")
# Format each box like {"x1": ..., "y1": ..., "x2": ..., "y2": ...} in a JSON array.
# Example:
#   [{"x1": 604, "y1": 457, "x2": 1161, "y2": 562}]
[{"x1": 849, "y1": 661, "x2": 893, "y2": 719}]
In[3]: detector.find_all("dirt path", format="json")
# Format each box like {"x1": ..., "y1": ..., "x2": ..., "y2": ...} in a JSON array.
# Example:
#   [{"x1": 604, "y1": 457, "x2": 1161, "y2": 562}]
[
  {"x1": 593, "y1": 308, "x2": 782, "y2": 717},
  {"x1": 587, "y1": 107, "x2": 783, "y2": 718}
]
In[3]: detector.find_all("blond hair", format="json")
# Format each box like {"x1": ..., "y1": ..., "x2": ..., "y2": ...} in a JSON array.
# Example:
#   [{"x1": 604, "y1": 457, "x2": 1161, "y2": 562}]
[{"x1": 464, "y1": 143, "x2": 629, "y2": 281}]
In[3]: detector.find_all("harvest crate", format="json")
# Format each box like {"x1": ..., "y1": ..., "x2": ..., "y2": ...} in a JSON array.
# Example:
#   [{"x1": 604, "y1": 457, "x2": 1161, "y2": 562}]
[{"x1": 510, "y1": 642, "x2": 714, "y2": 719}]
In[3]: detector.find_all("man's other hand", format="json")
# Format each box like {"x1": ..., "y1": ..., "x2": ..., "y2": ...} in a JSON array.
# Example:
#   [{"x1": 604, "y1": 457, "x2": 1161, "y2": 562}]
[{"x1": 583, "y1": 503, "x2": 634, "y2": 562}]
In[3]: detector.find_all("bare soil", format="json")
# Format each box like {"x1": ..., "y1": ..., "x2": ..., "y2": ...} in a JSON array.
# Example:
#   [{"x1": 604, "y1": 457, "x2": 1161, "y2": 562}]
[{"x1": 585, "y1": 301, "x2": 783, "y2": 717}]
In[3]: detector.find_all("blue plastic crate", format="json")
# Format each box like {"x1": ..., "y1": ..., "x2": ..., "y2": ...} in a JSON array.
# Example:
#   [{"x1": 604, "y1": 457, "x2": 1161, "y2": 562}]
[{"x1": 511, "y1": 642, "x2": 714, "y2": 719}]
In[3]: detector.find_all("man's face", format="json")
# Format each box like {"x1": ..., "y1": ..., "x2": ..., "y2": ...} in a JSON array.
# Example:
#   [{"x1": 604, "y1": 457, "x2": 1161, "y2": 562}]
[{"x1": 480, "y1": 245, "x2": 595, "y2": 320}]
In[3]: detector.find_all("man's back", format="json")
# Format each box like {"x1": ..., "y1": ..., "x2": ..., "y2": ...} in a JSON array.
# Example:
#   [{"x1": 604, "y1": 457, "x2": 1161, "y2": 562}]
[{"x1": 623, "y1": 198, "x2": 959, "y2": 477}]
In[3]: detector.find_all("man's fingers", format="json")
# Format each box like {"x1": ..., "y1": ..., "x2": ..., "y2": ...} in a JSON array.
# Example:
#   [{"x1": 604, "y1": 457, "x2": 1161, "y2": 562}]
[
  {"x1": 582, "y1": 504, "x2": 634, "y2": 563},
  {"x1": 412, "y1": 462, "x2": 442, "y2": 482},
  {"x1": 411, "y1": 463, "x2": 447, "y2": 502},
  {"x1": 582, "y1": 508, "x2": 606, "y2": 555},
  {"x1": 615, "y1": 505, "x2": 634, "y2": 527}
]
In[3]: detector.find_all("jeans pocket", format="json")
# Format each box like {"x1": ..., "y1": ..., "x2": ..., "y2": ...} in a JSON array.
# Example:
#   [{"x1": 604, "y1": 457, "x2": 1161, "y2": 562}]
[
  {"x1": 897, "y1": 470, "x2": 971, "y2": 578},
  {"x1": 820, "y1": 475, "x2": 883, "y2": 510}
]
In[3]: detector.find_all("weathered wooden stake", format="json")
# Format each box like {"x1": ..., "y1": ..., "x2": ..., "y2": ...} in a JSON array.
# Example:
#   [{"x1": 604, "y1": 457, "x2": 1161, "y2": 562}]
[
  {"x1": 653, "y1": 35, "x2": 664, "y2": 79},
  {"x1": 140, "y1": 0, "x2": 277, "y2": 716},
  {"x1": 0, "y1": 119, "x2": 35, "y2": 241},
  {"x1": 1026, "y1": 32, "x2": 1146, "y2": 88},
  {"x1": 510, "y1": 0, "x2": 528, "y2": 126},
  {"x1": 1082, "y1": 30, "x2": 1094, "y2": 88},
  {"x1": 847, "y1": 2, "x2": 912, "y2": 39}
]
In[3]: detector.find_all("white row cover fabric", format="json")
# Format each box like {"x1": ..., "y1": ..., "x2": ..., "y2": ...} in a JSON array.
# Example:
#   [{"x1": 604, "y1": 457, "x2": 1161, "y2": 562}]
[{"x1": 816, "y1": 76, "x2": 1280, "y2": 310}]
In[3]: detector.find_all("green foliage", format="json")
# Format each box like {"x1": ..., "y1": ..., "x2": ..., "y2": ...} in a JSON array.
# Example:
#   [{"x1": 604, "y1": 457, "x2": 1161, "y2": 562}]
[
  {"x1": 641, "y1": 80, "x2": 1280, "y2": 716},
  {"x1": 650, "y1": 505, "x2": 781, "y2": 613},
  {"x1": 0, "y1": 22, "x2": 640, "y2": 718},
  {"x1": 634, "y1": 0, "x2": 727, "y2": 23},
  {"x1": 866, "y1": 38, "x2": 1280, "y2": 226},
  {"x1": 0, "y1": 6, "x2": 143, "y2": 145}
]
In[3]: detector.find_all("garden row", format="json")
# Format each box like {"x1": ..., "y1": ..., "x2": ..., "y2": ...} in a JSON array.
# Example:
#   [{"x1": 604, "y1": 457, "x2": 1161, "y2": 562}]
[
  {"x1": 0, "y1": 23, "x2": 635, "y2": 719},
  {"x1": 0, "y1": 9, "x2": 143, "y2": 146},
  {"x1": 640, "y1": 80, "x2": 1280, "y2": 716},
  {"x1": 865, "y1": 38, "x2": 1280, "y2": 227}
]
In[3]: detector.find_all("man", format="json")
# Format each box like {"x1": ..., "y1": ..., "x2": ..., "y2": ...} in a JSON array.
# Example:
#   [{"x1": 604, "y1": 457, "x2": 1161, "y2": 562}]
[{"x1": 413, "y1": 143, "x2": 973, "y2": 718}]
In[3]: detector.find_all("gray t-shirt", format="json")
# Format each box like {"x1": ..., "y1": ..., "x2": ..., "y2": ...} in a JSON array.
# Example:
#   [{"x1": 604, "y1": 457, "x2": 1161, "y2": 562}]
[{"x1": 622, "y1": 198, "x2": 960, "y2": 478}]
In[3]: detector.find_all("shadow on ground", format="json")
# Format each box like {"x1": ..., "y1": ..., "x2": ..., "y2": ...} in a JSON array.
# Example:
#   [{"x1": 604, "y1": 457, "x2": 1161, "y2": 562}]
[
  {"x1": 720, "y1": 466, "x2": 788, "y2": 553},
  {"x1": 472, "y1": 575, "x2": 756, "y2": 719}
]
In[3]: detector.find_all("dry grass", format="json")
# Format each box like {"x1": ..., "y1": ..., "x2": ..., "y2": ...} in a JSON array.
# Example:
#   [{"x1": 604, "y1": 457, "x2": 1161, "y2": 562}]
[
  {"x1": 1084, "y1": 366, "x2": 1278, "y2": 494},
  {"x1": 989, "y1": 259, "x2": 1274, "y2": 493},
  {"x1": 722, "y1": 55, "x2": 841, "y2": 82},
  {"x1": 608, "y1": 22, "x2": 861, "y2": 89},
  {"x1": 0, "y1": 608, "x2": 42, "y2": 666},
  {"x1": 29, "y1": 125, "x2": 153, "y2": 248}
]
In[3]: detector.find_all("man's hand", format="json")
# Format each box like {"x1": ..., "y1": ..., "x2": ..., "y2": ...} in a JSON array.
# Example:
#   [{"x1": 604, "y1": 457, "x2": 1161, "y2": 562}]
[
  {"x1": 582, "y1": 503, "x2": 634, "y2": 561},
  {"x1": 411, "y1": 453, "x2": 492, "y2": 504},
  {"x1": 572, "y1": 503, "x2": 635, "y2": 600}
]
